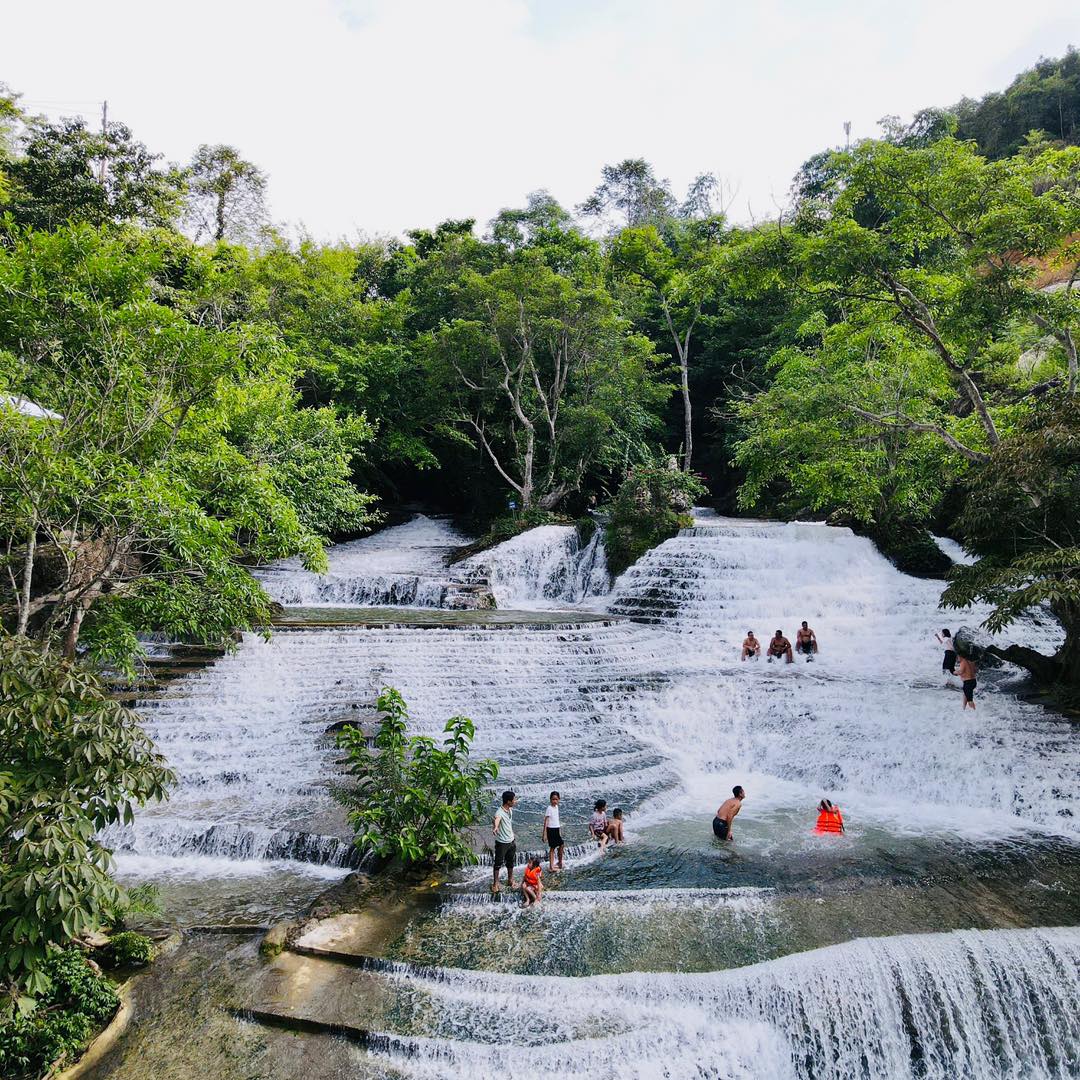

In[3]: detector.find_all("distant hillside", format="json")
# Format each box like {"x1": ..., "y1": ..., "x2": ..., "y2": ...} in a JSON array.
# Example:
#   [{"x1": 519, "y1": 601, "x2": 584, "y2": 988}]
[{"x1": 954, "y1": 46, "x2": 1080, "y2": 158}]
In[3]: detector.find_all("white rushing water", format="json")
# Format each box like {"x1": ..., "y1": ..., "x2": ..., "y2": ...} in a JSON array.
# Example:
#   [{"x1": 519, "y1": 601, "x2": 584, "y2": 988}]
[
  {"x1": 367, "y1": 926, "x2": 1080, "y2": 1079},
  {"x1": 255, "y1": 513, "x2": 469, "y2": 607},
  {"x1": 461, "y1": 523, "x2": 610, "y2": 608},
  {"x1": 123, "y1": 514, "x2": 1080, "y2": 1075}
]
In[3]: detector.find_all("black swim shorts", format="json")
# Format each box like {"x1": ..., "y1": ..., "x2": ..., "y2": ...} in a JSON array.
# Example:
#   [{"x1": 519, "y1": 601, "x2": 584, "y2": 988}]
[
  {"x1": 546, "y1": 827, "x2": 563, "y2": 849},
  {"x1": 713, "y1": 816, "x2": 729, "y2": 840},
  {"x1": 962, "y1": 678, "x2": 976, "y2": 702},
  {"x1": 494, "y1": 839, "x2": 516, "y2": 869}
]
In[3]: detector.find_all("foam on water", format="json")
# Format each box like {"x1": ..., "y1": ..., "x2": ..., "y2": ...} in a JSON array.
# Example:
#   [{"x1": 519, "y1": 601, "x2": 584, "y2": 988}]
[
  {"x1": 462, "y1": 523, "x2": 610, "y2": 609},
  {"x1": 368, "y1": 926, "x2": 1080, "y2": 1079},
  {"x1": 255, "y1": 513, "x2": 468, "y2": 606}
]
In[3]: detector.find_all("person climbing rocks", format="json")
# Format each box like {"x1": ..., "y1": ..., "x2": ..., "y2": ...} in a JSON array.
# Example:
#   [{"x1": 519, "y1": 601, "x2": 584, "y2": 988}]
[
  {"x1": 936, "y1": 628, "x2": 957, "y2": 682},
  {"x1": 713, "y1": 785, "x2": 745, "y2": 841},
  {"x1": 543, "y1": 790, "x2": 565, "y2": 871},
  {"x1": 796, "y1": 622, "x2": 818, "y2": 660},
  {"x1": 521, "y1": 856, "x2": 543, "y2": 906},
  {"x1": 958, "y1": 652, "x2": 978, "y2": 711},
  {"x1": 814, "y1": 799, "x2": 844, "y2": 834},
  {"x1": 767, "y1": 631, "x2": 793, "y2": 664},
  {"x1": 742, "y1": 631, "x2": 761, "y2": 660},
  {"x1": 492, "y1": 789, "x2": 517, "y2": 894}
]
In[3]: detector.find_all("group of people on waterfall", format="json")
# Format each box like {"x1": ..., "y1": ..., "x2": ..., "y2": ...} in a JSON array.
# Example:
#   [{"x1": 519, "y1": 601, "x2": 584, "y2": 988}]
[
  {"x1": 937, "y1": 628, "x2": 978, "y2": 709},
  {"x1": 492, "y1": 789, "x2": 625, "y2": 901},
  {"x1": 741, "y1": 622, "x2": 819, "y2": 663}
]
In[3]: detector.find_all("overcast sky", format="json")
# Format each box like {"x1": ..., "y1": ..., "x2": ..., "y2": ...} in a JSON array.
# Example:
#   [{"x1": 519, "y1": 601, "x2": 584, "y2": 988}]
[{"x1": 3, "y1": 0, "x2": 1078, "y2": 240}]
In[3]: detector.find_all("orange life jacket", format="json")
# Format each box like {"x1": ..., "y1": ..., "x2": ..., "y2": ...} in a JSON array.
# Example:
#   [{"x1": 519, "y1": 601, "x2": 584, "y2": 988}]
[
  {"x1": 815, "y1": 807, "x2": 844, "y2": 834},
  {"x1": 523, "y1": 865, "x2": 542, "y2": 888}
]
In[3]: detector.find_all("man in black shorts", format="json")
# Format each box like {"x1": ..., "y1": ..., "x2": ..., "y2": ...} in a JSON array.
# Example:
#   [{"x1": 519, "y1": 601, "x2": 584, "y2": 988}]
[
  {"x1": 958, "y1": 654, "x2": 977, "y2": 711},
  {"x1": 713, "y1": 785, "x2": 745, "y2": 841},
  {"x1": 492, "y1": 790, "x2": 517, "y2": 893}
]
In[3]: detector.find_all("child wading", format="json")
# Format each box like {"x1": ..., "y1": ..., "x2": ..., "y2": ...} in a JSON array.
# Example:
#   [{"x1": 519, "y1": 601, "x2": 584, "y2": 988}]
[
  {"x1": 589, "y1": 799, "x2": 610, "y2": 851},
  {"x1": 543, "y1": 791, "x2": 564, "y2": 871},
  {"x1": 522, "y1": 856, "x2": 543, "y2": 906}
]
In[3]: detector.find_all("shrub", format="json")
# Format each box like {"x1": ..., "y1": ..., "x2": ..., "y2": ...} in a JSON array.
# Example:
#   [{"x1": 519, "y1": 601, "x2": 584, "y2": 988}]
[
  {"x1": 604, "y1": 459, "x2": 707, "y2": 575},
  {"x1": 99, "y1": 932, "x2": 153, "y2": 971},
  {"x1": 334, "y1": 687, "x2": 498, "y2": 867},
  {"x1": 0, "y1": 634, "x2": 174, "y2": 1012},
  {"x1": 101, "y1": 884, "x2": 162, "y2": 932},
  {"x1": 0, "y1": 949, "x2": 118, "y2": 1080}
]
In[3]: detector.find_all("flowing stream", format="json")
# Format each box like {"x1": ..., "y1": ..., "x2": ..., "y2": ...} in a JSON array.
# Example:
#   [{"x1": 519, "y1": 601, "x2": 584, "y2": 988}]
[{"x1": 109, "y1": 514, "x2": 1080, "y2": 1078}]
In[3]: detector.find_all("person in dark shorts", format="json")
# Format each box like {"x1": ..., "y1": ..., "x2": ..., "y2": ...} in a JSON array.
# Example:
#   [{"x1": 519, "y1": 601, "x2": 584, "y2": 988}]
[
  {"x1": 796, "y1": 622, "x2": 818, "y2": 660},
  {"x1": 767, "y1": 631, "x2": 793, "y2": 664},
  {"x1": 936, "y1": 628, "x2": 957, "y2": 680},
  {"x1": 958, "y1": 653, "x2": 977, "y2": 711},
  {"x1": 542, "y1": 790, "x2": 564, "y2": 871},
  {"x1": 713, "y1": 785, "x2": 745, "y2": 840},
  {"x1": 492, "y1": 789, "x2": 517, "y2": 893}
]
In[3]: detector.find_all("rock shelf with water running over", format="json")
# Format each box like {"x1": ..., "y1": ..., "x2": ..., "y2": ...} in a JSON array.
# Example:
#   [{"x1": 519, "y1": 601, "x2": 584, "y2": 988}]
[{"x1": 96, "y1": 513, "x2": 1080, "y2": 1079}]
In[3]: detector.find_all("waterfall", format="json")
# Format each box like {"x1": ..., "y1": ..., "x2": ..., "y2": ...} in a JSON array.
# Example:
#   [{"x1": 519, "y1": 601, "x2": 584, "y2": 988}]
[
  {"x1": 255, "y1": 513, "x2": 467, "y2": 607},
  {"x1": 463, "y1": 523, "x2": 610, "y2": 609},
  {"x1": 369, "y1": 926, "x2": 1080, "y2": 1079}
]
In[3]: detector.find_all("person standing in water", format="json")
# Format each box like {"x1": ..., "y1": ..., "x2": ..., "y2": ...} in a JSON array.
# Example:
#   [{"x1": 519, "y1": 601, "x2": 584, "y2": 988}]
[
  {"x1": 713, "y1": 786, "x2": 745, "y2": 841},
  {"x1": 796, "y1": 622, "x2": 818, "y2": 661},
  {"x1": 936, "y1": 628, "x2": 957, "y2": 682},
  {"x1": 767, "y1": 631, "x2": 793, "y2": 664},
  {"x1": 957, "y1": 653, "x2": 978, "y2": 711},
  {"x1": 492, "y1": 790, "x2": 517, "y2": 894},
  {"x1": 542, "y1": 791, "x2": 564, "y2": 872},
  {"x1": 741, "y1": 632, "x2": 761, "y2": 660}
]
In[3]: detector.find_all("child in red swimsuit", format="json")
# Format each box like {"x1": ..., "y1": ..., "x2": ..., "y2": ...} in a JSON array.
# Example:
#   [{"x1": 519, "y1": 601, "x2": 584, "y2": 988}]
[{"x1": 522, "y1": 856, "x2": 543, "y2": 906}]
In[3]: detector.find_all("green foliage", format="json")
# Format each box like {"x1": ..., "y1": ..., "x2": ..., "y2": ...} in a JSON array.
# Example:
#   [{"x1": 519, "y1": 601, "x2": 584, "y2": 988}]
[
  {"x1": 5, "y1": 117, "x2": 184, "y2": 232},
  {"x1": 334, "y1": 687, "x2": 498, "y2": 868},
  {"x1": 0, "y1": 634, "x2": 174, "y2": 1011},
  {"x1": 942, "y1": 394, "x2": 1080, "y2": 684},
  {"x1": 0, "y1": 224, "x2": 376, "y2": 664},
  {"x1": 954, "y1": 47, "x2": 1080, "y2": 159},
  {"x1": 0, "y1": 948, "x2": 119, "y2": 1080},
  {"x1": 100, "y1": 884, "x2": 161, "y2": 933},
  {"x1": 99, "y1": 932, "x2": 153, "y2": 971},
  {"x1": 604, "y1": 459, "x2": 707, "y2": 576}
]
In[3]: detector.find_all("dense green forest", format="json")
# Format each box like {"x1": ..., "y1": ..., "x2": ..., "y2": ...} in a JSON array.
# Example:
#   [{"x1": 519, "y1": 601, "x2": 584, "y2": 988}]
[{"x1": 2, "y1": 48, "x2": 1080, "y2": 1017}]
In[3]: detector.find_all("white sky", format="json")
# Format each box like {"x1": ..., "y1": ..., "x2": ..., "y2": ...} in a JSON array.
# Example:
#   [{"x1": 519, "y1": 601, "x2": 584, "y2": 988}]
[{"x1": 3, "y1": 0, "x2": 1079, "y2": 240}]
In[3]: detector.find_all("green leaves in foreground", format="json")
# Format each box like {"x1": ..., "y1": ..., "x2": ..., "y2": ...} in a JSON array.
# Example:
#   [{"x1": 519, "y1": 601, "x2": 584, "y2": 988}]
[
  {"x1": 334, "y1": 687, "x2": 497, "y2": 868},
  {"x1": 0, "y1": 634, "x2": 174, "y2": 1012}
]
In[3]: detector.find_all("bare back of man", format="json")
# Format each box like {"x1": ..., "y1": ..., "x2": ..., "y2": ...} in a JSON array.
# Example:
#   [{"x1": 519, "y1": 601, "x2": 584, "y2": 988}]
[{"x1": 712, "y1": 786, "x2": 745, "y2": 841}]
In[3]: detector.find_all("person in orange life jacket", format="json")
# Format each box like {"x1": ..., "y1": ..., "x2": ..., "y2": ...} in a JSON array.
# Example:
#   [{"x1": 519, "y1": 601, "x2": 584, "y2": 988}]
[
  {"x1": 814, "y1": 799, "x2": 844, "y2": 834},
  {"x1": 521, "y1": 856, "x2": 543, "y2": 906}
]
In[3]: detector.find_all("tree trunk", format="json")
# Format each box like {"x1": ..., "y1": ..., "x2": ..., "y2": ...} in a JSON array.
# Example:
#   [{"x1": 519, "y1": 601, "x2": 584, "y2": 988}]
[
  {"x1": 62, "y1": 596, "x2": 91, "y2": 659},
  {"x1": 985, "y1": 628, "x2": 1080, "y2": 690},
  {"x1": 214, "y1": 191, "x2": 227, "y2": 242},
  {"x1": 15, "y1": 518, "x2": 37, "y2": 636},
  {"x1": 679, "y1": 351, "x2": 693, "y2": 473}
]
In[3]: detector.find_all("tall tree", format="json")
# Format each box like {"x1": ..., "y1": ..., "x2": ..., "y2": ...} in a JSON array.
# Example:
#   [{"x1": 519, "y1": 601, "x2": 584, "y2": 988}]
[
  {"x1": 5, "y1": 117, "x2": 184, "y2": 231},
  {"x1": 183, "y1": 143, "x2": 268, "y2": 243},
  {"x1": 431, "y1": 255, "x2": 664, "y2": 510}
]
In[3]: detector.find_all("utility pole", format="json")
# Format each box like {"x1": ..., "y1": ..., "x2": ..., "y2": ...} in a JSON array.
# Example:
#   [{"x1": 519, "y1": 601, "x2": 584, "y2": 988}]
[
  {"x1": 843, "y1": 120, "x2": 851, "y2": 150},
  {"x1": 98, "y1": 100, "x2": 108, "y2": 184}
]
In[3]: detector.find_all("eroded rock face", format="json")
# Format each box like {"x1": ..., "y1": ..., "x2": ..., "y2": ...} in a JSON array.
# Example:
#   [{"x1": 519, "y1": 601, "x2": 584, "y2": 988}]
[{"x1": 955, "y1": 625, "x2": 1004, "y2": 667}]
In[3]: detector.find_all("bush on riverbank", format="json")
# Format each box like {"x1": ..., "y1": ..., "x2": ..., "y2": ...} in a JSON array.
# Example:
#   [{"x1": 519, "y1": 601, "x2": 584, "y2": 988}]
[
  {"x1": 604, "y1": 460, "x2": 707, "y2": 576},
  {"x1": 448, "y1": 508, "x2": 564, "y2": 563},
  {"x1": 335, "y1": 687, "x2": 499, "y2": 867},
  {"x1": 0, "y1": 949, "x2": 118, "y2": 1080}
]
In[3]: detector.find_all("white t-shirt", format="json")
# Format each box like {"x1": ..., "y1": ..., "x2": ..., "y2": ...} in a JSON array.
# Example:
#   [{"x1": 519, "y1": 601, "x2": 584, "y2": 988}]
[
  {"x1": 544, "y1": 804, "x2": 561, "y2": 829},
  {"x1": 938, "y1": 633, "x2": 954, "y2": 651}
]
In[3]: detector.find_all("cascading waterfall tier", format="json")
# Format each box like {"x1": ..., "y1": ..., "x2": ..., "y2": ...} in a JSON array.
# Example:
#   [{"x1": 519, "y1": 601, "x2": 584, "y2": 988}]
[
  {"x1": 366, "y1": 926, "x2": 1080, "y2": 1079},
  {"x1": 255, "y1": 513, "x2": 469, "y2": 607}
]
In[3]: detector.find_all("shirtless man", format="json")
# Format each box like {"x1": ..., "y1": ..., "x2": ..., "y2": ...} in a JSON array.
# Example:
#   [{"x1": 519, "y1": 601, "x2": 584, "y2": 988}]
[
  {"x1": 741, "y1": 631, "x2": 761, "y2": 661},
  {"x1": 796, "y1": 621, "x2": 818, "y2": 661},
  {"x1": 957, "y1": 653, "x2": 977, "y2": 711},
  {"x1": 767, "y1": 630, "x2": 793, "y2": 664},
  {"x1": 712, "y1": 785, "x2": 745, "y2": 841}
]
